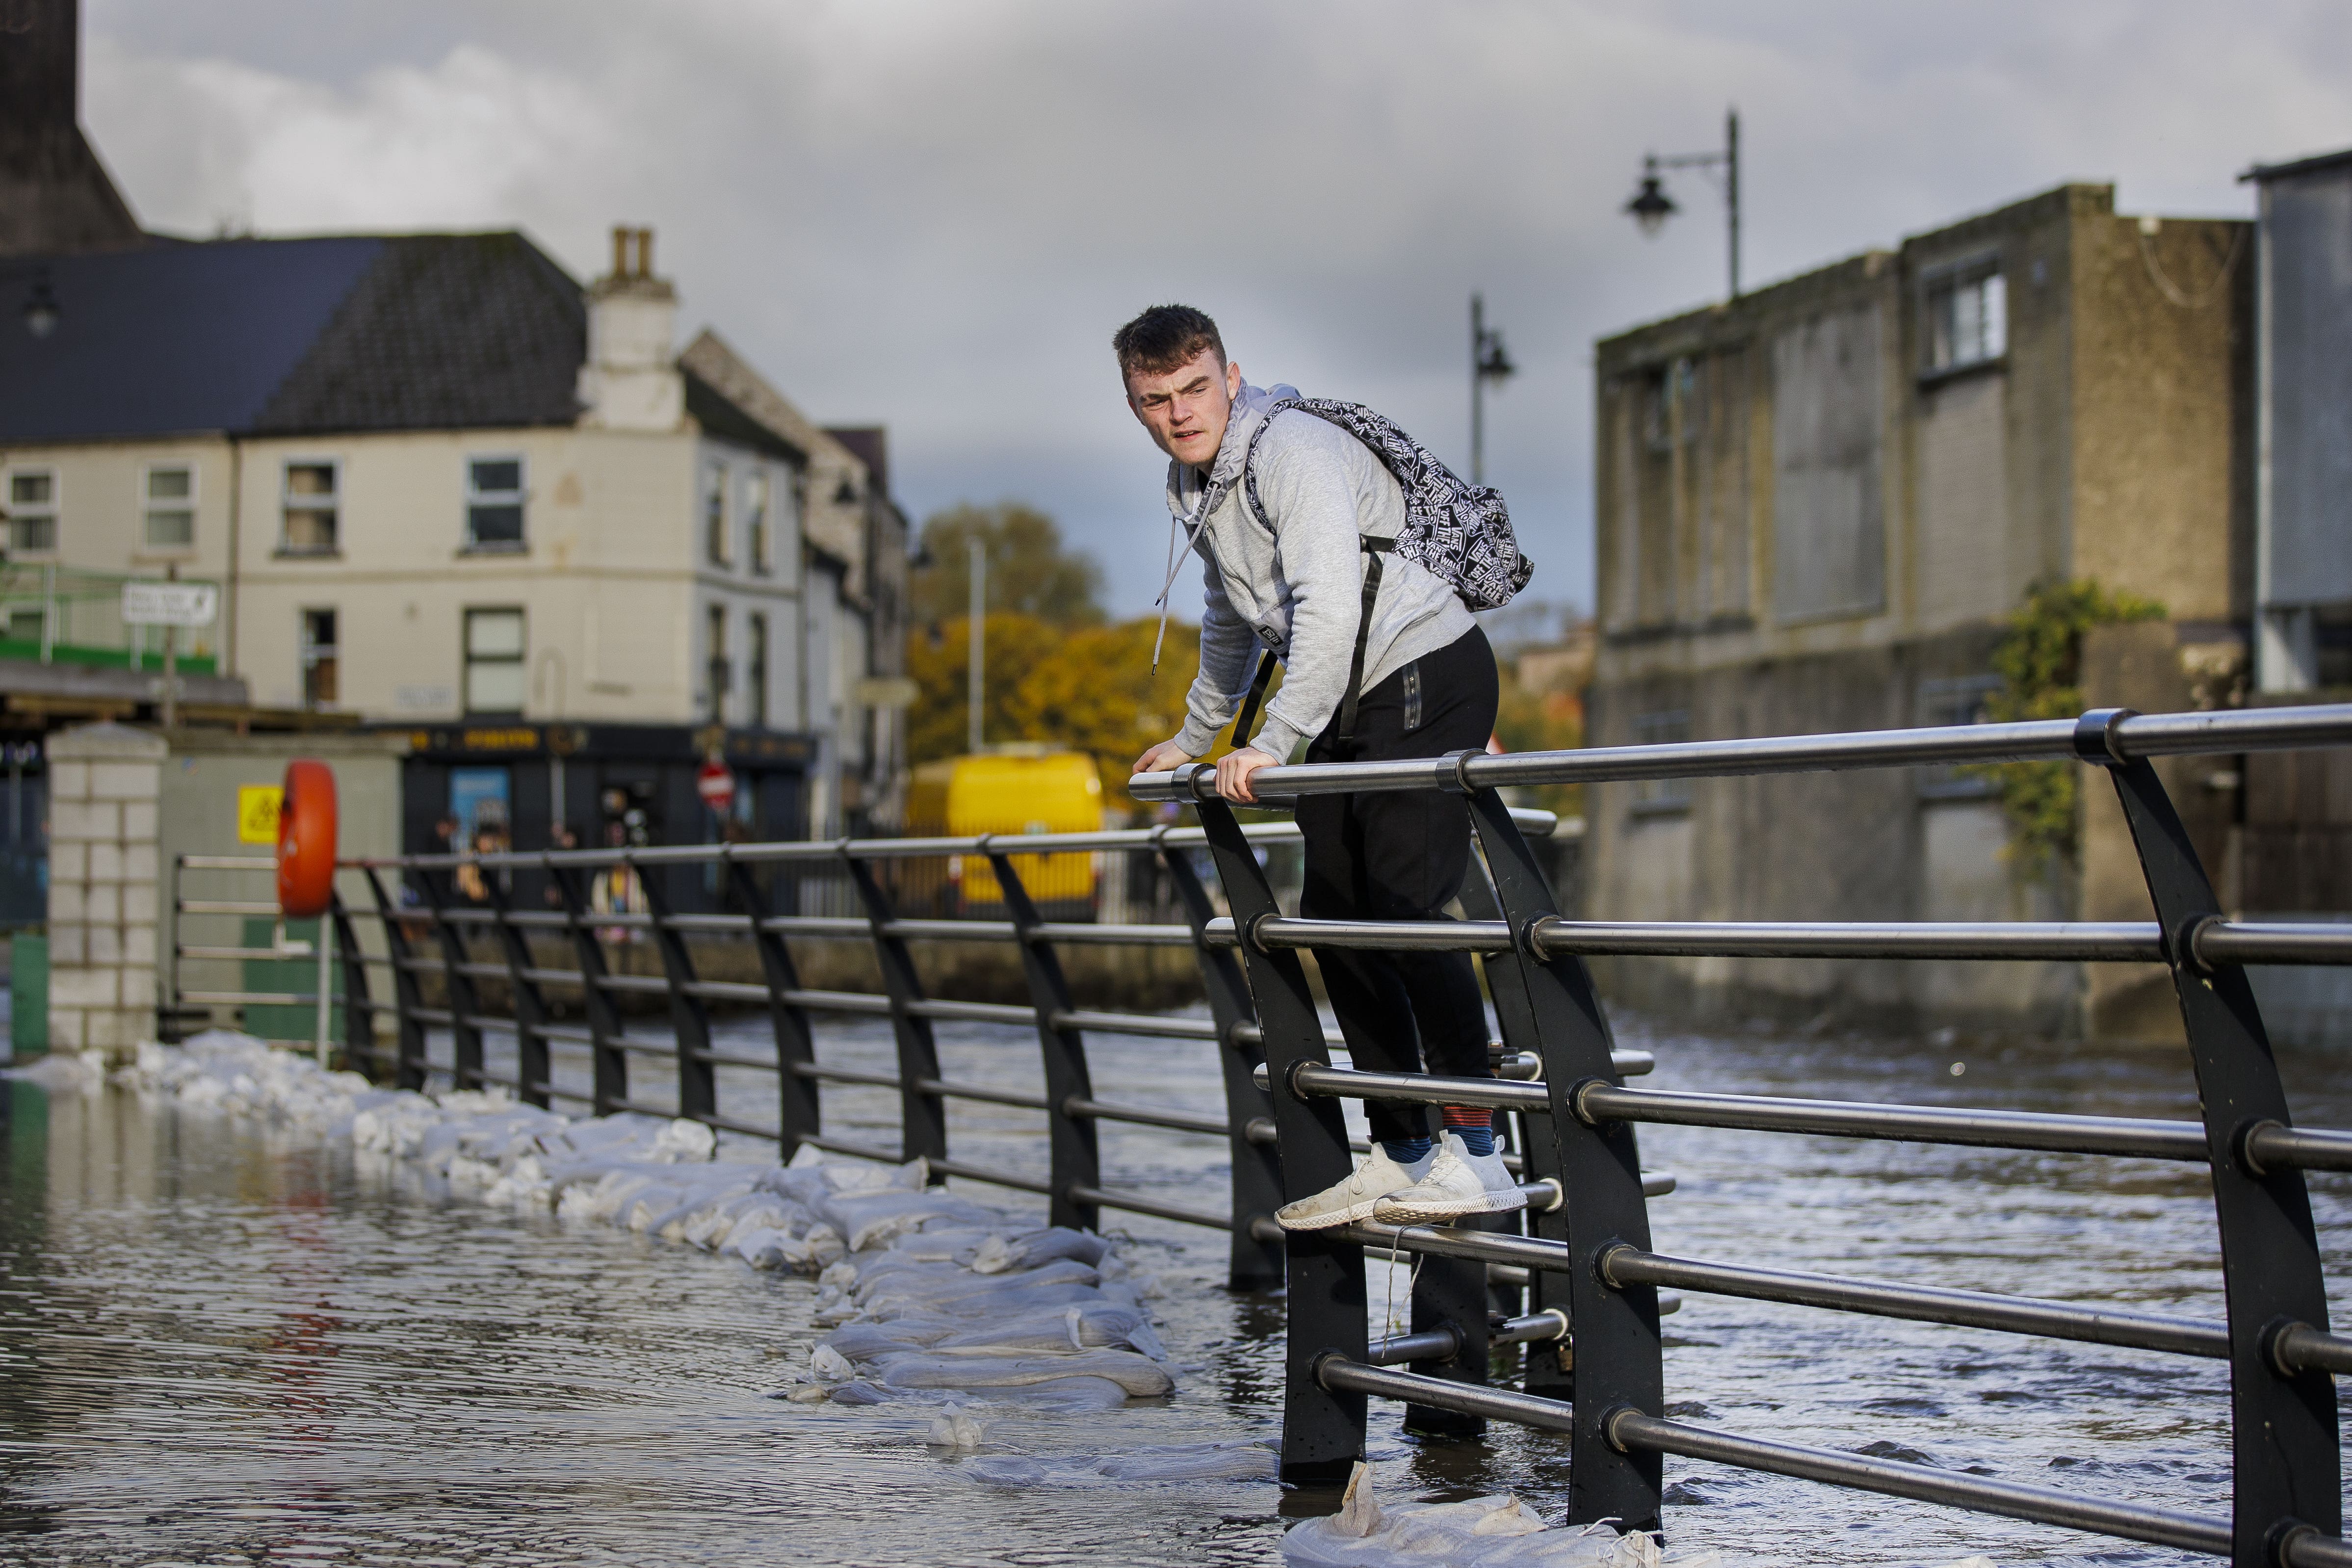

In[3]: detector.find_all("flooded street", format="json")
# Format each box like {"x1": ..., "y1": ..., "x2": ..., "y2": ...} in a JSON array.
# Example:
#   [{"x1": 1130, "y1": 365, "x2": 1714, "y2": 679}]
[{"x1": 1, "y1": 1008, "x2": 2348, "y2": 1566}]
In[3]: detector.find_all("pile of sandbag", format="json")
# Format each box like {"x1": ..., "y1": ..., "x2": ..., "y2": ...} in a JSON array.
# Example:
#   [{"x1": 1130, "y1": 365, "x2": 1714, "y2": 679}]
[
  {"x1": 1283, "y1": 1464, "x2": 1714, "y2": 1568},
  {"x1": 785, "y1": 1210, "x2": 1173, "y2": 1411},
  {"x1": 104, "y1": 1033, "x2": 1180, "y2": 1417}
]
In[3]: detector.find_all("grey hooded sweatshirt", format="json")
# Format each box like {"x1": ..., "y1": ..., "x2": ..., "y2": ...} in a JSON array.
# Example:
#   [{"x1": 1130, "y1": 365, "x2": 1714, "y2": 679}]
[{"x1": 1165, "y1": 381, "x2": 1477, "y2": 762}]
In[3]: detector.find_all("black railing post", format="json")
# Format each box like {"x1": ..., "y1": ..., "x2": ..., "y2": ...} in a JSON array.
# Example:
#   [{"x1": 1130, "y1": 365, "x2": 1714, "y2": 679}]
[
  {"x1": 362, "y1": 866, "x2": 428, "y2": 1092},
  {"x1": 328, "y1": 888, "x2": 376, "y2": 1077},
  {"x1": 547, "y1": 856, "x2": 628, "y2": 1117},
  {"x1": 726, "y1": 853, "x2": 820, "y2": 1159},
  {"x1": 481, "y1": 870, "x2": 552, "y2": 1110},
  {"x1": 1462, "y1": 778, "x2": 1663, "y2": 1532},
  {"x1": 1190, "y1": 775, "x2": 1366, "y2": 1487},
  {"x1": 2078, "y1": 710, "x2": 2340, "y2": 1565},
  {"x1": 422, "y1": 866, "x2": 486, "y2": 1091},
  {"x1": 1158, "y1": 825, "x2": 1286, "y2": 1290},
  {"x1": 634, "y1": 852, "x2": 717, "y2": 1124},
  {"x1": 1459, "y1": 849, "x2": 1568, "y2": 1398},
  {"x1": 843, "y1": 846, "x2": 948, "y2": 1173},
  {"x1": 986, "y1": 837, "x2": 1100, "y2": 1232}
]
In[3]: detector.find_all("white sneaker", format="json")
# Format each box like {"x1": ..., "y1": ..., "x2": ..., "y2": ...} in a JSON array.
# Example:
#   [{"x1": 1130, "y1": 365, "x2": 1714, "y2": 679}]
[
  {"x1": 1274, "y1": 1146, "x2": 1435, "y2": 1231},
  {"x1": 1371, "y1": 1133, "x2": 1528, "y2": 1224}
]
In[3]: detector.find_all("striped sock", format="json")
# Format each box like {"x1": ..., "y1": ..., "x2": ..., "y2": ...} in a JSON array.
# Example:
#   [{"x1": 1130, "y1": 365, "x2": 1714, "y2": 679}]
[
  {"x1": 1442, "y1": 1106, "x2": 1494, "y2": 1157},
  {"x1": 1381, "y1": 1136, "x2": 1433, "y2": 1166}
]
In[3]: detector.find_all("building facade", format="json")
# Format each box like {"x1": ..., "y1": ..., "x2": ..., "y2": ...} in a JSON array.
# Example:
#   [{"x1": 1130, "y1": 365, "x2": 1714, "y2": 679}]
[
  {"x1": 1585, "y1": 183, "x2": 2254, "y2": 1034},
  {"x1": 0, "y1": 222, "x2": 910, "y2": 859}
]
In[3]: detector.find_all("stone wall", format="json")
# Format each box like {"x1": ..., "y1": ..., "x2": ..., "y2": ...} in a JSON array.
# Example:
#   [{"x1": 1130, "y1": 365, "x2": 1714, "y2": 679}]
[{"x1": 44, "y1": 722, "x2": 165, "y2": 1059}]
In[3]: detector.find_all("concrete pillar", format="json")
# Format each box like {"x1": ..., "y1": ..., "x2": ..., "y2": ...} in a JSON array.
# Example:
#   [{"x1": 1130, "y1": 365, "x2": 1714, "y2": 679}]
[{"x1": 44, "y1": 722, "x2": 166, "y2": 1061}]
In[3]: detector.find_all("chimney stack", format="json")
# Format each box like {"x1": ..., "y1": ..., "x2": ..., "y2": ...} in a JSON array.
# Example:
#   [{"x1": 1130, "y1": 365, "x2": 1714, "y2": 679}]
[
  {"x1": 0, "y1": 0, "x2": 145, "y2": 256},
  {"x1": 576, "y1": 223, "x2": 682, "y2": 432}
]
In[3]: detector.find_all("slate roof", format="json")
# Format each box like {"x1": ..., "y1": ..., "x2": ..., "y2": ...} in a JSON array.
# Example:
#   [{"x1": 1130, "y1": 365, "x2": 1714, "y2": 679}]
[
  {"x1": 0, "y1": 231, "x2": 589, "y2": 443},
  {"x1": 253, "y1": 233, "x2": 584, "y2": 436}
]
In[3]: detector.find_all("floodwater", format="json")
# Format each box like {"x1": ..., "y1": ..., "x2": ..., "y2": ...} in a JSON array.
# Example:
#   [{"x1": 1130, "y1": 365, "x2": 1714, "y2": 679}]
[{"x1": 2, "y1": 1005, "x2": 2350, "y2": 1567}]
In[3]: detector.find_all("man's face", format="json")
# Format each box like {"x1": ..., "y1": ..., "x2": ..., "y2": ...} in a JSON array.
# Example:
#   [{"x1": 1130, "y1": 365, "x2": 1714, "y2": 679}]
[{"x1": 1126, "y1": 349, "x2": 1243, "y2": 469}]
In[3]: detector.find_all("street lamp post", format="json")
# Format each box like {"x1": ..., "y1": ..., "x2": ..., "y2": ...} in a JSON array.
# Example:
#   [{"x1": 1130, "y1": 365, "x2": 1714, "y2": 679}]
[
  {"x1": 1624, "y1": 105, "x2": 1742, "y2": 300},
  {"x1": 967, "y1": 540, "x2": 985, "y2": 754},
  {"x1": 1469, "y1": 292, "x2": 1516, "y2": 485}
]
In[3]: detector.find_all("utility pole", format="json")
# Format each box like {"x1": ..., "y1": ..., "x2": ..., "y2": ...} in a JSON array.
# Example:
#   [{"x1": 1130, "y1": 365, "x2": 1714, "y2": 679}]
[
  {"x1": 1470, "y1": 293, "x2": 1516, "y2": 485},
  {"x1": 967, "y1": 540, "x2": 985, "y2": 754}
]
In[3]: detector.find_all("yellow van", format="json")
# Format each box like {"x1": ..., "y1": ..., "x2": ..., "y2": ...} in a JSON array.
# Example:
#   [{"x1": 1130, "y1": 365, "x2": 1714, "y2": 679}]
[{"x1": 903, "y1": 749, "x2": 1104, "y2": 919}]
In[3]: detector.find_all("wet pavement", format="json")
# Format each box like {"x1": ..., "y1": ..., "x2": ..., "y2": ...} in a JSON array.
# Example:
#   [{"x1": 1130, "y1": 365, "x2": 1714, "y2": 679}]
[{"x1": 1, "y1": 1007, "x2": 2347, "y2": 1566}]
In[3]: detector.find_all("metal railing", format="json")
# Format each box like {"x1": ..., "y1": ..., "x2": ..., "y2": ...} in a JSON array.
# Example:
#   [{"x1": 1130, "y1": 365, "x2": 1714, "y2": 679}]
[
  {"x1": 169, "y1": 805, "x2": 1612, "y2": 1288},
  {"x1": 1128, "y1": 701, "x2": 2352, "y2": 1567},
  {"x1": 165, "y1": 702, "x2": 2352, "y2": 1566}
]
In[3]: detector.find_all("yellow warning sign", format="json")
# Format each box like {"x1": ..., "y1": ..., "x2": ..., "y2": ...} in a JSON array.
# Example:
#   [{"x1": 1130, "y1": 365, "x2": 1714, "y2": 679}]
[{"x1": 237, "y1": 785, "x2": 283, "y2": 845}]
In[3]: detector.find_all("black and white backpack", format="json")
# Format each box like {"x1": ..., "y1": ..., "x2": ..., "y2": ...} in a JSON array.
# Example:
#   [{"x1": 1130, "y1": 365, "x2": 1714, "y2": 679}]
[
  {"x1": 1243, "y1": 397, "x2": 1533, "y2": 613},
  {"x1": 1228, "y1": 397, "x2": 1534, "y2": 743}
]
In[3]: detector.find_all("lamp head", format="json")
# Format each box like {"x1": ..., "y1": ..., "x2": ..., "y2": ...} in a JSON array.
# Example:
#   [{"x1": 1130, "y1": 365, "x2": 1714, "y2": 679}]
[
  {"x1": 22, "y1": 272, "x2": 57, "y2": 339},
  {"x1": 1625, "y1": 173, "x2": 1676, "y2": 237}
]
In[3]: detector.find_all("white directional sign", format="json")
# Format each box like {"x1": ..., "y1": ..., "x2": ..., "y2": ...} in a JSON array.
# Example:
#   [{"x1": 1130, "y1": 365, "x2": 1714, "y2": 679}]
[{"x1": 122, "y1": 581, "x2": 218, "y2": 628}]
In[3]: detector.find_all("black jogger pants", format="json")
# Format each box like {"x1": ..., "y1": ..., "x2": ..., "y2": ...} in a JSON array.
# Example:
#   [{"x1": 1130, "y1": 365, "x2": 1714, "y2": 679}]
[{"x1": 1296, "y1": 624, "x2": 1500, "y2": 1148}]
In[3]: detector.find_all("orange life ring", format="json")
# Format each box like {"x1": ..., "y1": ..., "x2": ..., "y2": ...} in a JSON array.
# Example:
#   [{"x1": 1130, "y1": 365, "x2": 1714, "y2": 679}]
[{"x1": 277, "y1": 758, "x2": 339, "y2": 918}]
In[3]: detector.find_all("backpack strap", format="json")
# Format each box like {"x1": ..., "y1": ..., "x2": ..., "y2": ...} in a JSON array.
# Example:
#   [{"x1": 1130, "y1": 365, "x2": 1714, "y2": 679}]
[
  {"x1": 1335, "y1": 539, "x2": 1392, "y2": 742},
  {"x1": 1228, "y1": 649, "x2": 1278, "y2": 751}
]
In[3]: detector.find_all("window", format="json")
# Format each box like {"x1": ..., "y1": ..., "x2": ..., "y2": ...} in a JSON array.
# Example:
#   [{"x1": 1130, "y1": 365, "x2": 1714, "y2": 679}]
[
  {"x1": 1916, "y1": 675, "x2": 2004, "y2": 799},
  {"x1": 745, "y1": 470, "x2": 771, "y2": 574},
  {"x1": 5, "y1": 607, "x2": 43, "y2": 646},
  {"x1": 143, "y1": 465, "x2": 195, "y2": 550},
  {"x1": 464, "y1": 608, "x2": 525, "y2": 714},
  {"x1": 1924, "y1": 262, "x2": 2006, "y2": 374},
  {"x1": 466, "y1": 456, "x2": 525, "y2": 550},
  {"x1": 282, "y1": 461, "x2": 339, "y2": 553},
  {"x1": 300, "y1": 609, "x2": 339, "y2": 709},
  {"x1": 1629, "y1": 709, "x2": 1693, "y2": 815},
  {"x1": 706, "y1": 603, "x2": 730, "y2": 720},
  {"x1": 747, "y1": 612, "x2": 769, "y2": 728},
  {"x1": 6, "y1": 470, "x2": 56, "y2": 553},
  {"x1": 1642, "y1": 358, "x2": 1697, "y2": 452},
  {"x1": 703, "y1": 462, "x2": 730, "y2": 566}
]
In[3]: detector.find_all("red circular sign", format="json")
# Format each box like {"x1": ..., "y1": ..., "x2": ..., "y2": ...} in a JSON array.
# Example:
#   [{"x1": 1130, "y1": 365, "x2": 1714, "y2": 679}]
[{"x1": 696, "y1": 758, "x2": 736, "y2": 812}]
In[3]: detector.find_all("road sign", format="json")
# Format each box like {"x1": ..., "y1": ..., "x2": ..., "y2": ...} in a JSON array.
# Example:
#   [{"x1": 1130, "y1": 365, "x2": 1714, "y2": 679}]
[
  {"x1": 696, "y1": 758, "x2": 736, "y2": 813},
  {"x1": 237, "y1": 785, "x2": 283, "y2": 845},
  {"x1": 122, "y1": 580, "x2": 218, "y2": 627}
]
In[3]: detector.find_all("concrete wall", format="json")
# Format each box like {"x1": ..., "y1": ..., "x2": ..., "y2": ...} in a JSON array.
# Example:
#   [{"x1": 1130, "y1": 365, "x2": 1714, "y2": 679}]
[
  {"x1": 157, "y1": 728, "x2": 408, "y2": 1046},
  {"x1": 1586, "y1": 182, "x2": 2251, "y2": 1035},
  {"x1": 40, "y1": 720, "x2": 409, "y2": 1060},
  {"x1": 1583, "y1": 629, "x2": 2075, "y2": 1030}
]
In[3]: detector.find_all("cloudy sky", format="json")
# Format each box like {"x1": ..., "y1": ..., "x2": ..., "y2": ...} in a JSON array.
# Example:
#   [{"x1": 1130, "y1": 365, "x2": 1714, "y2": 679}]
[{"x1": 80, "y1": 0, "x2": 2352, "y2": 622}]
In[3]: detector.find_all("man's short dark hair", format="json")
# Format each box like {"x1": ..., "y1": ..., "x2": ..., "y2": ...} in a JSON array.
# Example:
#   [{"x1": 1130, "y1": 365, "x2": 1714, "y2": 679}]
[{"x1": 1112, "y1": 304, "x2": 1225, "y2": 382}]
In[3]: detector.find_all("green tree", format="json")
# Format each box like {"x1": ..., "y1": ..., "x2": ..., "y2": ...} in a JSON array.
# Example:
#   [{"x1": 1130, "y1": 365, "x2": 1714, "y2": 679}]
[
  {"x1": 1972, "y1": 579, "x2": 2167, "y2": 869},
  {"x1": 912, "y1": 502, "x2": 1106, "y2": 627},
  {"x1": 1492, "y1": 659, "x2": 1585, "y2": 820}
]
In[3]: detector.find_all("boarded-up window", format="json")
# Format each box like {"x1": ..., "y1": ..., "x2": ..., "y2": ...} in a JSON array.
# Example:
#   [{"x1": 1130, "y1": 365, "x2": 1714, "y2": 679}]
[
  {"x1": 1772, "y1": 306, "x2": 1885, "y2": 622},
  {"x1": 1915, "y1": 372, "x2": 2013, "y2": 629}
]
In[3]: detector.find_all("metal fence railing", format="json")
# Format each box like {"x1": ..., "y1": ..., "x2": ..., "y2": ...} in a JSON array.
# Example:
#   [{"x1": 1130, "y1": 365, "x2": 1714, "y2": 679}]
[
  {"x1": 1127, "y1": 702, "x2": 2352, "y2": 1568},
  {"x1": 169, "y1": 806, "x2": 1612, "y2": 1291},
  {"x1": 170, "y1": 702, "x2": 2352, "y2": 1567}
]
